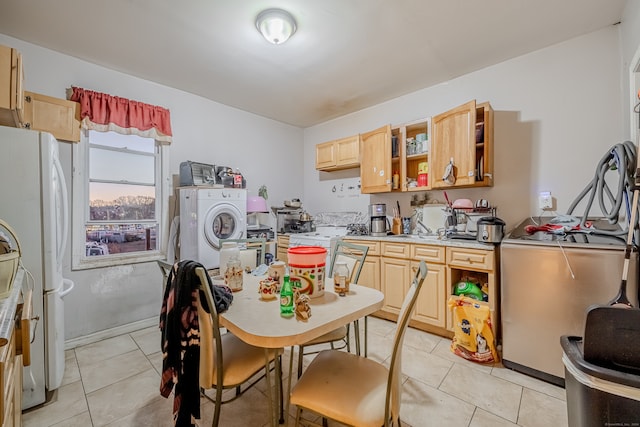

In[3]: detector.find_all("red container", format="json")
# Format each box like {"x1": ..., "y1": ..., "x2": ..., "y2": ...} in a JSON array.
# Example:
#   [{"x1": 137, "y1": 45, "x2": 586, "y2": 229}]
[{"x1": 418, "y1": 173, "x2": 428, "y2": 187}]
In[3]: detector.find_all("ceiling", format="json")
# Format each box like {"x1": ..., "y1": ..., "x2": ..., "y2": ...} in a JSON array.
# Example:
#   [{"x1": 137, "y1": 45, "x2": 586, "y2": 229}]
[{"x1": 0, "y1": 0, "x2": 627, "y2": 127}]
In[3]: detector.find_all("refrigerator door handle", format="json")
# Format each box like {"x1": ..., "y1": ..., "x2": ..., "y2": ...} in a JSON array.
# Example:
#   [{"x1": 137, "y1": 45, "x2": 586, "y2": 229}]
[
  {"x1": 53, "y1": 156, "x2": 69, "y2": 258},
  {"x1": 60, "y1": 278, "x2": 74, "y2": 298}
]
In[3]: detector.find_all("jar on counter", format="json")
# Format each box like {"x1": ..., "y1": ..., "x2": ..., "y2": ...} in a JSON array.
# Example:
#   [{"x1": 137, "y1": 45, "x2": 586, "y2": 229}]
[{"x1": 333, "y1": 261, "x2": 350, "y2": 296}]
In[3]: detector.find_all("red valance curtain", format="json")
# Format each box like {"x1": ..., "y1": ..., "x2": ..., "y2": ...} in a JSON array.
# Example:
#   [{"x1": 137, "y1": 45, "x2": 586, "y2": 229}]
[{"x1": 70, "y1": 86, "x2": 173, "y2": 144}]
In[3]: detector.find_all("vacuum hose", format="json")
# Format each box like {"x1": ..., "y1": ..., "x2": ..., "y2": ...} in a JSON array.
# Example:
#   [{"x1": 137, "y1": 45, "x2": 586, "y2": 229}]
[{"x1": 566, "y1": 140, "x2": 638, "y2": 236}]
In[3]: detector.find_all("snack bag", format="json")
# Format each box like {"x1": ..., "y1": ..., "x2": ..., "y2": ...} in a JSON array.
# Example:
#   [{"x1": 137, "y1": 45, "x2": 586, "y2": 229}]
[{"x1": 448, "y1": 296, "x2": 499, "y2": 363}]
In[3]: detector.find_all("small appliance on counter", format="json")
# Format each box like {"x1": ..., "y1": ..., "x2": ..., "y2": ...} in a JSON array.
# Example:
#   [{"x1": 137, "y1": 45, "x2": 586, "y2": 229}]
[
  {"x1": 272, "y1": 206, "x2": 305, "y2": 233},
  {"x1": 369, "y1": 203, "x2": 389, "y2": 237},
  {"x1": 179, "y1": 161, "x2": 217, "y2": 186}
]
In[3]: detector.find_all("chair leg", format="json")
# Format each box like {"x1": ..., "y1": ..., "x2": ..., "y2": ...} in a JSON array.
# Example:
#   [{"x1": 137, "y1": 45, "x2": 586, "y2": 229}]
[
  {"x1": 212, "y1": 384, "x2": 223, "y2": 427},
  {"x1": 364, "y1": 315, "x2": 368, "y2": 358},
  {"x1": 352, "y1": 320, "x2": 360, "y2": 355},
  {"x1": 297, "y1": 345, "x2": 304, "y2": 379},
  {"x1": 278, "y1": 355, "x2": 284, "y2": 424},
  {"x1": 345, "y1": 322, "x2": 351, "y2": 353}
]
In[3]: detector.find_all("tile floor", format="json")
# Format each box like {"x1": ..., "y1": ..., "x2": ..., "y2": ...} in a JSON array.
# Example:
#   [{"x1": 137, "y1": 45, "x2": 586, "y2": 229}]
[{"x1": 22, "y1": 317, "x2": 568, "y2": 426}]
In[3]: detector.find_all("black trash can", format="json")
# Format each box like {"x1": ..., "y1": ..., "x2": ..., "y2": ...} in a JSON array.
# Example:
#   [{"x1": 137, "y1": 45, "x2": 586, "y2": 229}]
[{"x1": 561, "y1": 336, "x2": 640, "y2": 427}]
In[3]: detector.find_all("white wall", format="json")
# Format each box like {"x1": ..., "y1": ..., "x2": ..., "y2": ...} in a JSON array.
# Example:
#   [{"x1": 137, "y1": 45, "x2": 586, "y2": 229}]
[
  {"x1": 0, "y1": 34, "x2": 304, "y2": 340},
  {"x1": 303, "y1": 26, "x2": 627, "y2": 232}
]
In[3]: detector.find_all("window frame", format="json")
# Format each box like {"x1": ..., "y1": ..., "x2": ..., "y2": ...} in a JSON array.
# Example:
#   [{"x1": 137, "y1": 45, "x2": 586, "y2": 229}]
[{"x1": 71, "y1": 129, "x2": 170, "y2": 270}]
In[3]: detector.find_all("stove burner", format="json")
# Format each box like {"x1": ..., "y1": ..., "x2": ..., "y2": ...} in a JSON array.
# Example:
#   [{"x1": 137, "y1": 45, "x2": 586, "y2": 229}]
[{"x1": 346, "y1": 223, "x2": 369, "y2": 236}]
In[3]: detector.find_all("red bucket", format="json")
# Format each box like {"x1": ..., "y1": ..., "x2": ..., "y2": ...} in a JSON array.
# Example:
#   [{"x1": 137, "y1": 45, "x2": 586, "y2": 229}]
[{"x1": 287, "y1": 246, "x2": 327, "y2": 298}]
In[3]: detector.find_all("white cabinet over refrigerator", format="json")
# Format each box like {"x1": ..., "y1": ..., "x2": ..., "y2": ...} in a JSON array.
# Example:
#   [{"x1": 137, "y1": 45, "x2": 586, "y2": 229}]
[{"x1": 0, "y1": 126, "x2": 75, "y2": 409}]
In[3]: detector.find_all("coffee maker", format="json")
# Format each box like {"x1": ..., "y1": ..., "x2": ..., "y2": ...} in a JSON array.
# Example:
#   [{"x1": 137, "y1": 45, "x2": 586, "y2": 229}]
[{"x1": 369, "y1": 203, "x2": 389, "y2": 237}]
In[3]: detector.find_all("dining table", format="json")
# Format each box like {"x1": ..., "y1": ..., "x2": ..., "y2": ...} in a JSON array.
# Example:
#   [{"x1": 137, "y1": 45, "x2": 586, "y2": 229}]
[{"x1": 218, "y1": 271, "x2": 384, "y2": 426}]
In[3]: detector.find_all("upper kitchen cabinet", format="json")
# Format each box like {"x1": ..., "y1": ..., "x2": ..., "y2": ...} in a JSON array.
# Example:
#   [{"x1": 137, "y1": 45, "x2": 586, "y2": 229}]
[
  {"x1": 0, "y1": 45, "x2": 24, "y2": 128},
  {"x1": 360, "y1": 124, "x2": 392, "y2": 193},
  {"x1": 315, "y1": 134, "x2": 360, "y2": 171},
  {"x1": 431, "y1": 100, "x2": 493, "y2": 189},
  {"x1": 397, "y1": 118, "x2": 431, "y2": 192},
  {"x1": 23, "y1": 91, "x2": 81, "y2": 142}
]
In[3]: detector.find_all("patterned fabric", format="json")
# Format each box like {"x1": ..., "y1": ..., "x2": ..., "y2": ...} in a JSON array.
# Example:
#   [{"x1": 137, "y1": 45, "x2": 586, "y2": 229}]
[{"x1": 159, "y1": 260, "x2": 204, "y2": 427}]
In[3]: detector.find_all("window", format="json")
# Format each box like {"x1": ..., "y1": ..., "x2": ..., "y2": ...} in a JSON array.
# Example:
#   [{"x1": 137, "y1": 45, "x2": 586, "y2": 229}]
[{"x1": 72, "y1": 129, "x2": 169, "y2": 269}]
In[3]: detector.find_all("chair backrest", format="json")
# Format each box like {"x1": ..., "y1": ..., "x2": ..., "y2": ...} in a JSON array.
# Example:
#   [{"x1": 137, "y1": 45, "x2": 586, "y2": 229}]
[
  {"x1": 195, "y1": 267, "x2": 224, "y2": 389},
  {"x1": 220, "y1": 238, "x2": 267, "y2": 267},
  {"x1": 385, "y1": 260, "x2": 428, "y2": 426},
  {"x1": 328, "y1": 240, "x2": 369, "y2": 284},
  {"x1": 157, "y1": 260, "x2": 174, "y2": 291}
]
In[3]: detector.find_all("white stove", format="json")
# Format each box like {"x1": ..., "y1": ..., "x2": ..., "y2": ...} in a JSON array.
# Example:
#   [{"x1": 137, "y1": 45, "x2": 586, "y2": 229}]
[{"x1": 288, "y1": 226, "x2": 348, "y2": 268}]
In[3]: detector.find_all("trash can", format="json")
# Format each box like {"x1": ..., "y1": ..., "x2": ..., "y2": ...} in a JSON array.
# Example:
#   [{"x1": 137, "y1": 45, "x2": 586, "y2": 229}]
[{"x1": 561, "y1": 336, "x2": 640, "y2": 427}]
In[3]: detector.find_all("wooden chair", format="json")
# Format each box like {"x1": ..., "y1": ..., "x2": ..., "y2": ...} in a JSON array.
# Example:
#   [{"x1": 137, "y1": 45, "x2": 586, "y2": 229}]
[
  {"x1": 159, "y1": 260, "x2": 284, "y2": 426},
  {"x1": 219, "y1": 237, "x2": 267, "y2": 268},
  {"x1": 196, "y1": 266, "x2": 284, "y2": 426},
  {"x1": 290, "y1": 260, "x2": 428, "y2": 427},
  {"x1": 296, "y1": 240, "x2": 369, "y2": 378}
]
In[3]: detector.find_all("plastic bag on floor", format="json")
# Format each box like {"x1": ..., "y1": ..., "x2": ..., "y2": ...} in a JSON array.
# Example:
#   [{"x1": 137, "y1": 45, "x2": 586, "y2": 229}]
[{"x1": 448, "y1": 296, "x2": 499, "y2": 363}]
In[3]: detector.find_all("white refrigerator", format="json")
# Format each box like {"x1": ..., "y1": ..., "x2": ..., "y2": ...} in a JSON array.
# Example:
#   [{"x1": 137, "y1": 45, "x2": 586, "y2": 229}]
[{"x1": 0, "y1": 126, "x2": 75, "y2": 408}]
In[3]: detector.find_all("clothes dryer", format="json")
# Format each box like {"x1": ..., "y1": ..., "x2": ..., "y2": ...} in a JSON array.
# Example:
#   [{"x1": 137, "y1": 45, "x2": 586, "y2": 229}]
[{"x1": 179, "y1": 187, "x2": 247, "y2": 269}]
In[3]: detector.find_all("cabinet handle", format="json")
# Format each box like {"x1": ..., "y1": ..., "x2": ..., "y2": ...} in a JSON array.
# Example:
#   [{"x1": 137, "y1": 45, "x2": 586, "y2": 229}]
[{"x1": 24, "y1": 95, "x2": 31, "y2": 103}]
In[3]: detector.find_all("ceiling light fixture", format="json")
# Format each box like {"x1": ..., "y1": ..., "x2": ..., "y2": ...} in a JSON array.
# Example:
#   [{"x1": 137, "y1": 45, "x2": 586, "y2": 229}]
[{"x1": 256, "y1": 8, "x2": 297, "y2": 45}]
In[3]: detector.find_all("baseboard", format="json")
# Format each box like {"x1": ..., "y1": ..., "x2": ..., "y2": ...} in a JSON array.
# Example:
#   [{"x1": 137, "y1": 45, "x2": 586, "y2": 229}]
[{"x1": 64, "y1": 317, "x2": 157, "y2": 350}]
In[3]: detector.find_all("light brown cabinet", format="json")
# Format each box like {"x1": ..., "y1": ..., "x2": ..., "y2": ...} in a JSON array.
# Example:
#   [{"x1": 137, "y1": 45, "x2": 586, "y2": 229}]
[
  {"x1": 276, "y1": 234, "x2": 290, "y2": 263},
  {"x1": 445, "y1": 247, "x2": 498, "y2": 336},
  {"x1": 359, "y1": 125, "x2": 392, "y2": 193},
  {"x1": 343, "y1": 238, "x2": 499, "y2": 340},
  {"x1": 0, "y1": 45, "x2": 24, "y2": 128},
  {"x1": 315, "y1": 135, "x2": 360, "y2": 171},
  {"x1": 0, "y1": 288, "x2": 31, "y2": 427},
  {"x1": 393, "y1": 118, "x2": 431, "y2": 192},
  {"x1": 431, "y1": 99, "x2": 493, "y2": 189},
  {"x1": 23, "y1": 91, "x2": 81, "y2": 142}
]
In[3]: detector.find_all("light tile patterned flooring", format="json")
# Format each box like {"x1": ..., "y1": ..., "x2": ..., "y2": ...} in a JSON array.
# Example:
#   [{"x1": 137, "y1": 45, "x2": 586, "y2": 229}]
[{"x1": 22, "y1": 317, "x2": 569, "y2": 426}]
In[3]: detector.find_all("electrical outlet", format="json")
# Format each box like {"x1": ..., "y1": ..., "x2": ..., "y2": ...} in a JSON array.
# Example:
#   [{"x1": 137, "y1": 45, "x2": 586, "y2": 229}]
[{"x1": 539, "y1": 191, "x2": 553, "y2": 210}]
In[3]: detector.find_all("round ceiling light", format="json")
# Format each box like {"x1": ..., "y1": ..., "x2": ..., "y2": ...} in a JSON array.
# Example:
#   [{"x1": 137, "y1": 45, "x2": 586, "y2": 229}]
[{"x1": 256, "y1": 8, "x2": 297, "y2": 45}]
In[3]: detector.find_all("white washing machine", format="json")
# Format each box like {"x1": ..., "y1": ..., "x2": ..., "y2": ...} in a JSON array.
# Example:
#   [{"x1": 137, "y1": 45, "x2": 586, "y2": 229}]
[{"x1": 179, "y1": 187, "x2": 247, "y2": 269}]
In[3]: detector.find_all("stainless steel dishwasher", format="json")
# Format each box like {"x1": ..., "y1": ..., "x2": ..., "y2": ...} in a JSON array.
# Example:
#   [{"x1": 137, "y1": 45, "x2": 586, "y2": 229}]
[{"x1": 500, "y1": 217, "x2": 638, "y2": 386}]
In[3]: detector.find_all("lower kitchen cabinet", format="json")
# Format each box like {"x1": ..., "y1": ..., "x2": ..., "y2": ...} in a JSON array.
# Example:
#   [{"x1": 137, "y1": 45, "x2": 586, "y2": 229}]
[
  {"x1": 342, "y1": 238, "x2": 499, "y2": 341},
  {"x1": 276, "y1": 234, "x2": 289, "y2": 263},
  {"x1": 411, "y1": 261, "x2": 446, "y2": 329},
  {"x1": 0, "y1": 288, "x2": 31, "y2": 427},
  {"x1": 381, "y1": 256, "x2": 411, "y2": 315}
]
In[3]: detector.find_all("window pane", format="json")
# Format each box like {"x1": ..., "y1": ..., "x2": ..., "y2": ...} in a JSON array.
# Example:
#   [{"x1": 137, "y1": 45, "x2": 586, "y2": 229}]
[
  {"x1": 89, "y1": 182, "x2": 155, "y2": 221},
  {"x1": 89, "y1": 131, "x2": 155, "y2": 153},
  {"x1": 85, "y1": 223, "x2": 158, "y2": 256},
  {"x1": 90, "y1": 147, "x2": 155, "y2": 184}
]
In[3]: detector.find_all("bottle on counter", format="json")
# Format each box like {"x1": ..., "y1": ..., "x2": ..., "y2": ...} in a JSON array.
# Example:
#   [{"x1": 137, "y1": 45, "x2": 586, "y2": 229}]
[{"x1": 280, "y1": 272, "x2": 294, "y2": 317}]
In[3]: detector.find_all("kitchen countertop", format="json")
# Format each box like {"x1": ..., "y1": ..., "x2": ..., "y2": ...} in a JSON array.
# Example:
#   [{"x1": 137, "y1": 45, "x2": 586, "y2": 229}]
[
  {"x1": 0, "y1": 267, "x2": 24, "y2": 346},
  {"x1": 342, "y1": 234, "x2": 497, "y2": 250}
]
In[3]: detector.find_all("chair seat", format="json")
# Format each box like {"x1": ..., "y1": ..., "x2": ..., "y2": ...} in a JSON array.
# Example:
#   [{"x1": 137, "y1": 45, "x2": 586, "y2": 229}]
[
  {"x1": 201, "y1": 331, "x2": 282, "y2": 388},
  {"x1": 301, "y1": 325, "x2": 348, "y2": 346},
  {"x1": 290, "y1": 349, "x2": 389, "y2": 427}
]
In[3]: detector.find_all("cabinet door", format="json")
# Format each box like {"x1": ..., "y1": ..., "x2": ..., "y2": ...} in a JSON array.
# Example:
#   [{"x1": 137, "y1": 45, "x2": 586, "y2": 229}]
[
  {"x1": 411, "y1": 261, "x2": 446, "y2": 328},
  {"x1": 357, "y1": 256, "x2": 380, "y2": 291},
  {"x1": 381, "y1": 257, "x2": 410, "y2": 315},
  {"x1": 431, "y1": 100, "x2": 477, "y2": 188},
  {"x1": 335, "y1": 135, "x2": 360, "y2": 168},
  {"x1": 0, "y1": 45, "x2": 24, "y2": 128},
  {"x1": 360, "y1": 125, "x2": 392, "y2": 193},
  {"x1": 23, "y1": 91, "x2": 81, "y2": 142},
  {"x1": 315, "y1": 141, "x2": 336, "y2": 170}
]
